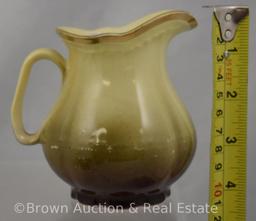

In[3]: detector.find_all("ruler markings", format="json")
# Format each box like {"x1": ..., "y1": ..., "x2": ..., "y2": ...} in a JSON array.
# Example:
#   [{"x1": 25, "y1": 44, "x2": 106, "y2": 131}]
[{"x1": 209, "y1": 8, "x2": 248, "y2": 221}]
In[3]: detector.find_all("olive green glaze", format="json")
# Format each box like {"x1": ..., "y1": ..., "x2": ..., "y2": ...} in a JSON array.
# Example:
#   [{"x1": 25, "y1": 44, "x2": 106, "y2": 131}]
[{"x1": 11, "y1": 10, "x2": 197, "y2": 206}]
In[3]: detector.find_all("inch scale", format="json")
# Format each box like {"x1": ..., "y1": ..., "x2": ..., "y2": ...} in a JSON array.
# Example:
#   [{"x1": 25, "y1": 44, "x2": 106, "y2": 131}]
[{"x1": 209, "y1": 6, "x2": 249, "y2": 221}]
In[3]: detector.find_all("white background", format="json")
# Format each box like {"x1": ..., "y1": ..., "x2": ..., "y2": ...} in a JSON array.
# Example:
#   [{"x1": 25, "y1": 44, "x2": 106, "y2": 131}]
[{"x1": 0, "y1": 0, "x2": 255, "y2": 220}]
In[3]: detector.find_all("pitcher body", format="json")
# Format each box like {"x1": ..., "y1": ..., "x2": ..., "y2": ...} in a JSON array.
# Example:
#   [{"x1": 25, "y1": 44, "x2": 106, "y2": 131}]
[{"x1": 11, "y1": 10, "x2": 197, "y2": 206}]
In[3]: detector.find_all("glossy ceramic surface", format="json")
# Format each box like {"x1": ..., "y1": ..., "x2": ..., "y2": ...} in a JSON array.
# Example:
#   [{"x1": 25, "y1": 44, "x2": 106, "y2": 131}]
[{"x1": 11, "y1": 10, "x2": 197, "y2": 206}]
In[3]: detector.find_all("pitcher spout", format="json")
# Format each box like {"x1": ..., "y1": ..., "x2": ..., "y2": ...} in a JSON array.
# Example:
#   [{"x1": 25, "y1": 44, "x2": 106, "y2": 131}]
[{"x1": 56, "y1": 10, "x2": 197, "y2": 45}]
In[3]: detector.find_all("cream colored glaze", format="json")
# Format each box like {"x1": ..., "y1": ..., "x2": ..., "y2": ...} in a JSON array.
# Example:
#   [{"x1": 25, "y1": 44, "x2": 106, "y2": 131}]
[{"x1": 11, "y1": 10, "x2": 197, "y2": 200}]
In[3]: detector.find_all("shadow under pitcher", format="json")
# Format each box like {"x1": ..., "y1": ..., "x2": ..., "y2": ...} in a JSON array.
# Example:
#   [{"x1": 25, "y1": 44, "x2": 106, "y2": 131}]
[{"x1": 11, "y1": 10, "x2": 197, "y2": 207}]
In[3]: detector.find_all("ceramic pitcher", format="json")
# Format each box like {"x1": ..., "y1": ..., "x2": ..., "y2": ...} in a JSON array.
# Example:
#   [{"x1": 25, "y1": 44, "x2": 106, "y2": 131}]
[{"x1": 11, "y1": 10, "x2": 197, "y2": 207}]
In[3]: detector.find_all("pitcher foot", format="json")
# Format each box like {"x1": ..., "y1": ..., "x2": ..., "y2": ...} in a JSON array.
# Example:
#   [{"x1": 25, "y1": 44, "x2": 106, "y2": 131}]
[{"x1": 71, "y1": 188, "x2": 170, "y2": 208}]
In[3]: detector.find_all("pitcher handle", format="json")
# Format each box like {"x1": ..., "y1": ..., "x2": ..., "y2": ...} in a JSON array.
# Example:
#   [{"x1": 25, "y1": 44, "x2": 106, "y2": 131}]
[{"x1": 11, "y1": 48, "x2": 66, "y2": 145}]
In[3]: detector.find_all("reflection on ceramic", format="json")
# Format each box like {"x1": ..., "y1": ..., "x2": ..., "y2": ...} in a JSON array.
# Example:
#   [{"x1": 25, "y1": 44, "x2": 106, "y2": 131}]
[{"x1": 11, "y1": 10, "x2": 197, "y2": 207}]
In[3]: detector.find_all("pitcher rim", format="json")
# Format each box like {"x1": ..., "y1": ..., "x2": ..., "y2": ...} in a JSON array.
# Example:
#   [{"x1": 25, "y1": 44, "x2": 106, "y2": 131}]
[{"x1": 56, "y1": 10, "x2": 197, "y2": 44}]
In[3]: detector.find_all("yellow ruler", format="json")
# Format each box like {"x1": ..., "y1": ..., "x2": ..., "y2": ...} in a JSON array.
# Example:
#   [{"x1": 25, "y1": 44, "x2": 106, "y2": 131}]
[{"x1": 209, "y1": 6, "x2": 249, "y2": 221}]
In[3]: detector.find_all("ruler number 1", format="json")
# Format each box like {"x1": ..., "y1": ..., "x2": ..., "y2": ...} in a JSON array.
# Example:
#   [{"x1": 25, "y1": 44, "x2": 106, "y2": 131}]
[{"x1": 228, "y1": 47, "x2": 238, "y2": 53}]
